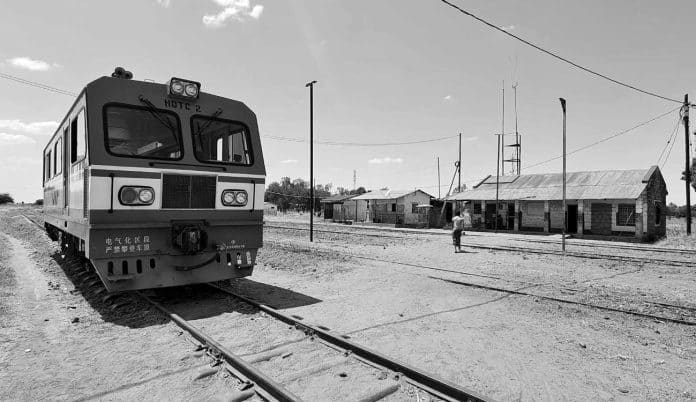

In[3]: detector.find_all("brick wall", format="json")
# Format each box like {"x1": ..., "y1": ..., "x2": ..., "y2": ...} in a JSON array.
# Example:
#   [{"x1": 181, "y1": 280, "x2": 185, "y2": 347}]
[
  {"x1": 590, "y1": 203, "x2": 612, "y2": 235},
  {"x1": 520, "y1": 201, "x2": 545, "y2": 228}
]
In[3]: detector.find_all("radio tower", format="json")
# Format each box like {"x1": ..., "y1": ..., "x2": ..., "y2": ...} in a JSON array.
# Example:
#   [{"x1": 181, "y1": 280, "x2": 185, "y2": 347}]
[{"x1": 505, "y1": 83, "x2": 522, "y2": 176}]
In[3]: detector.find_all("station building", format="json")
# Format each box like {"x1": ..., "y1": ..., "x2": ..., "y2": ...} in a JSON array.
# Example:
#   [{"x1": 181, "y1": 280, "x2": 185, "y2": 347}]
[{"x1": 447, "y1": 166, "x2": 667, "y2": 241}]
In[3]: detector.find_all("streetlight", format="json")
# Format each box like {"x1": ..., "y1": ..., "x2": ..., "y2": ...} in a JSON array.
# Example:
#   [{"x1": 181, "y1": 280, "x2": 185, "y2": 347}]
[
  {"x1": 305, "y1": 80, "x2": 317, "y2": 242},
  {"x1": 560, "y1": 98, "x2": 567, "y2": 253}
]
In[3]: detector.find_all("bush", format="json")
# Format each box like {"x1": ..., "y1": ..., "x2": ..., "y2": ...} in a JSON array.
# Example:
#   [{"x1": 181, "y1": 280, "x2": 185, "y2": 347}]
[
  {"x1": 35, "y1": 199, "x2": 44, "y2": 206},
  {"x1": 0, "y1": 193, "x2": 14, "y2": 205}
]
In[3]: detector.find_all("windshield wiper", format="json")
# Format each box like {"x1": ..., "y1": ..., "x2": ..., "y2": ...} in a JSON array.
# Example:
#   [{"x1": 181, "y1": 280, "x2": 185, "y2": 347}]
[
  {"x1": 194, "y1": 108, "x2": 223, "y2": 138},
  {"x1": 138, "y1": 95, "x2": 179, "y2": 137}
]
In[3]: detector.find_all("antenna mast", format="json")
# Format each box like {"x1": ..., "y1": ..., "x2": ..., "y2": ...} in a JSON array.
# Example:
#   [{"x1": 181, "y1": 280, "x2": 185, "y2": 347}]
[{"x1": 505, "y1": 83, "x2": 522, "y2": 175}]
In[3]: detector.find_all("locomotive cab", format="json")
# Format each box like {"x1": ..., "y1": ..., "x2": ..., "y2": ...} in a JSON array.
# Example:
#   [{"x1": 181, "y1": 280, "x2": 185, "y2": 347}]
[{"x1": 42, "y1": 71, "x2": 266, "y2": 292}]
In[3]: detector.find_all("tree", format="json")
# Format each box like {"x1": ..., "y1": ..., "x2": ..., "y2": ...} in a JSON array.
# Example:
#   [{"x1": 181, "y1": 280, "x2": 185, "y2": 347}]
[
  {"x1": 0, "y1": 193, "x2": 14, "y2": 205},
  {"x1": 35, "y1": 199, "x2": 44, "y2": 206}
]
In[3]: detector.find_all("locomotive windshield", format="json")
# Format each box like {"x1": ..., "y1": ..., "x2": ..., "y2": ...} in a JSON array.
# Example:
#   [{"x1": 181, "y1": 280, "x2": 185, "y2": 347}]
[
  {"x1": 104, "y1": 105, "x2": 183, "y2": 160},
  {"x1": 192, "y1": 117, "x2": 252, "y2": 165}
]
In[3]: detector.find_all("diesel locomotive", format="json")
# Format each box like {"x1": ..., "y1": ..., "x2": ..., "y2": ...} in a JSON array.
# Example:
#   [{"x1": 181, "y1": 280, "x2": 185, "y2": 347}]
[{"x1": 42, "y1": 68, "x2": 265, "y2": 292}]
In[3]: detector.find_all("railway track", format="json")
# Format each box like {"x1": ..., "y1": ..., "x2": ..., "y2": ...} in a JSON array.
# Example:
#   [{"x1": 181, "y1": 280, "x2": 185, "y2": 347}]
[
  {"x1": 265, "y1": 241, "x2": 696, "y2": 327},
  {"x1": 137, "y1": 282, "x2": 493, "y2": 402},
  {"x1": 265, "y1": 223, "x2": 695, "y2": 267},
  {"x1": 270, "y1": 220, "x2": 696, "y2": 256},
  {"x1": 19, "y1": 212, "x2": 696, "y2": 326}
]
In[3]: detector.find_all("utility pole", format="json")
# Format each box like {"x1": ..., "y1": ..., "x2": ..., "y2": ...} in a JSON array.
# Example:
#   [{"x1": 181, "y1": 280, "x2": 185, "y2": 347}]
[
  {"x1": 458, "y1": 133, "x2": 462, "y2": 193},
  {"x1": 683, "y1": 94, "x2": 692, "y2": 235},
  {"x1": 437, "y1": 157, "x2": 441, "y2": 199},
  {"x1": 560, "y1": 98, "x2": 567, "y2": 252},
  {"x1": 353, "y1": 169, "x2": 357, "y2": 191},
  {"x1": 305, "y1": 80, "x2": 317, "y2": 242},
  {"x1": 495, "y1": 132, "x2": 500, "y2": 232},
  {"x1": 501, "y1": 82, "x2": 505, "y2": 175}
]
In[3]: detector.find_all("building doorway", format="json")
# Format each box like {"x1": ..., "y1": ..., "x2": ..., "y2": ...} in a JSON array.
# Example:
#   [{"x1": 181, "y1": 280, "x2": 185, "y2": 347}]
[
  {"x1": 567, "y1": 204, "x2": 578, "y2": 233},
  {"x1": 507, "y1": 203, "x2": 515, "y2": 230}
]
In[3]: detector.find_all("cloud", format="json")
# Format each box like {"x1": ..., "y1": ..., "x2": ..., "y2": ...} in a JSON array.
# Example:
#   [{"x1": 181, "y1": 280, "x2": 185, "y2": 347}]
[
  {"x1": 280, "y1": 159, "x2": 298, "y2": 164},
  {"x1": 0, "y1": 133, "x2": 36, "y2": 145},
  {"x1": 501, "y1": 25, "x2": 516, "y2": 31},
  {"x1": 0, "y1": 120, "x2": 58, "y2": 135},
  {"x1": 156, "y1": 0, "x2": 171, "y2": 7},
  {"x1": 443, "y1": 95, "x2": 452, "y2": 101},
  {"x1": 203, "y1": 0, "x2": 264, "y2": 27},
  {"x1": 464, "y1": 136, "x2": 478, "y2": 142},
  {"x1": 8, "y1": 57, "x2": 58, "y2": 72},
  {"x1": 368, "y1": 157, "x2": 403, "y2": 165}
]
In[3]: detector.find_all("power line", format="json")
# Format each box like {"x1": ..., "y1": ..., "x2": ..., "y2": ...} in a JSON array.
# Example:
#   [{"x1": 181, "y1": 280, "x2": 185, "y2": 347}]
[
  {"x1": 522, "y1": 106, "x2": 681, "y2": 171},
  {"x1": 0, "y1": 72, "x2": 77, "y2": 97},
  {"x1": 262, "y1": 134, "x2": 460, "y2": 146},
  {"x1": 656, "y1": 116, "x2": 682, "y2": 166},
  {"x1": 438, "y1": 0, "x2": 682, "y2": 104}
]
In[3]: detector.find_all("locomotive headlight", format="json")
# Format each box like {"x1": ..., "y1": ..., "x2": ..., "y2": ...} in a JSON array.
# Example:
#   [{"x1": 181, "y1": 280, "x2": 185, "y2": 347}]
[
  {"x1": 221, "y1": 189, "x2": 248, "y2": 207},
  {"x1": 120, "y1": 187, "x2": 138, "y2": 204},
  {"x1": 167, "y1": 77, "x2": 201, "y2": 99},
  {"x1": 170, "y1": 81, "x2": 184, "y2": 95},
  {"x1": 234, "y1": 191, "x2": 248, "y2": 205},
  {"x1": 222, "y1": 191, "x2": 236, "y2": 205},
  {"x1": 184, "y1": 84, "x2": 198, "y2": 97},
  {"x1": 119, "y1": 186, "x2": 155, "y2": 206},
  {"x1": 138, "y1": 188, "x2": 154, "y2": 203}
]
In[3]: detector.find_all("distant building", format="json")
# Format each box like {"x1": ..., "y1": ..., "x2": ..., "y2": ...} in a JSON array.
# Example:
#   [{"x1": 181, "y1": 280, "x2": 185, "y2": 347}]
[
  {"x1": 351, "y1": 189, "x2": 434, "y2": 226},
  {"x1": 264, "y1": 202, "x2": 278, "y2": 215},
  {"x1": 319, "y1": 194, "x2": 360, "y2": 221},
  {"x1": 447, "y1": 166, "x2": 667, "y2": 241}
]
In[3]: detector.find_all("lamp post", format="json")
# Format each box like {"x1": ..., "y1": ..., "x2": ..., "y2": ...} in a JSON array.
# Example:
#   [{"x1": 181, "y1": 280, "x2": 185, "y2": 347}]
[
  {"x1": 560, "y1": 98, "x2": 567, "y2": 253},
  {"x1": 306, "y1": 80, "x2": 317, "y2": 242}
]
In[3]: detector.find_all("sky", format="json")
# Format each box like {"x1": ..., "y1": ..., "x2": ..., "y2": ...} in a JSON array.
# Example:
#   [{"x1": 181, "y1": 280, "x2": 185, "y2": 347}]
[{"x1": 0, "y1": 0, "x2": 694, "y2": 204}]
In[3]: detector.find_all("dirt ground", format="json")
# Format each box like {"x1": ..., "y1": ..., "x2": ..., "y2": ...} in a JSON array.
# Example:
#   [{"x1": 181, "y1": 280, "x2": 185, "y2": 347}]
[
  {"x1": 1, "y1": 206, "x2": 695, "y2": 401},
  {"x1": 0, "y1": 206, "x2": 248, "y2": 402}
]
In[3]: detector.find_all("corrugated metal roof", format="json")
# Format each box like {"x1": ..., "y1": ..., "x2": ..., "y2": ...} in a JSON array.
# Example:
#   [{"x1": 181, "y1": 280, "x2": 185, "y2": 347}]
[
  {"x1": 319, "y1": 194, "x2": 358, "y2": 203},
  {"x1": 447, "y1": 167, "x2": 660, "y2": 201},
  {"x1": 351, "y1": 189, "x2": 433, "y2": 201}
]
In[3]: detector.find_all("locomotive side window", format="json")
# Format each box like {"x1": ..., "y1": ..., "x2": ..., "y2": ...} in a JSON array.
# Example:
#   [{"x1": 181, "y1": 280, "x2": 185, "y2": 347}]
[
  {"x1": 192, "y1": 117, "x2": 252, "y2": 165},
  {"x1": 71, "y1": 109, "x2": 86, "y2": 163},
  {"x1": 54, "y1": 138, "x2": 62, "y2": 175},
  {"x1": 104, "y1": 105, "x2": 183, "y2": 160},
  {"x1": 44, "y1": 151, "x2": 52, "y2": 181}
]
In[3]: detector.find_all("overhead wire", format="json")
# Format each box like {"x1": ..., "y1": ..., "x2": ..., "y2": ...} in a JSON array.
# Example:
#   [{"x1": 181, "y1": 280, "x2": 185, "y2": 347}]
[
  {"x1": 522, "y1": 106, "x2": 681, "y2": 171},
  {"x1": 262, "y1": 134, "x2": 460, "y2": 146},
  {"x1": 438, "y1": 0, "x2": 683, "y2": 104},
  {"x1": 0, "y1": 72, "x2": 78, "y2": 97},
  {"x1": 656, "y1": 116, "x2": 682, "y2": 166},
  {"x1": 660, "y1": 109, "x2": 687, "y2": 169}
]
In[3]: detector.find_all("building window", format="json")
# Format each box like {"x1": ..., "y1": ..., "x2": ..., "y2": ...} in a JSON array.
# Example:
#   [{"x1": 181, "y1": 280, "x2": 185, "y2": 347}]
[
  {"x1": 526, "y1": 202, "x2": 544, "y2": 216},
  {"x1": 655, "y1": 202, "x2": 662, "y2": 225},
  {"x1": 473, "y1": 203, "x2": 481, "y2": 214},
  {"x1": 616, "y1": 204, "x2": 636, "y2": 226},
  {"x1": 391, "y1": 203, "x2": 396, "y2": 212},
  {"x1": 412, "y1": 203, "x2": 418, "y2": 213}
]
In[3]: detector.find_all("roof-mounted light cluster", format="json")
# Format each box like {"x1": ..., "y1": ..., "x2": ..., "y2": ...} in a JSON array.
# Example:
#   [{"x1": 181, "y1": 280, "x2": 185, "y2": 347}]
[
  {"x1": 167, "y1": 77, "x2": 201, "y2": 99},
  {"x1": 111, "y1": 67, "x2": 133, "y2": 79}
]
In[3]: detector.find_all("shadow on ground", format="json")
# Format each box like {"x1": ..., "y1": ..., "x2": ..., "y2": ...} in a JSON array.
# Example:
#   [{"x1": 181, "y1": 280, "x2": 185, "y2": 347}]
[{"x1": 51, "y1": 252, "x2": 322, "y2": 329}]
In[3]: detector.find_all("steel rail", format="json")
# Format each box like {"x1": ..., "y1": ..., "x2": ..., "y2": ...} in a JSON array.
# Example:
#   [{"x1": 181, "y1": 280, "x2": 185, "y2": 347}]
[
  {"x1": 138, "y1": 292, "x2": 302, "y2": 402},
  {"x1": 266, "y1": 222, "x2": 696, "y2": 255},
  {"x1": 430, "y1": 277, "x2": 696, "y2": 326},
  {"x1": 265, "y1": 224, "x2": 693, "y2": 267},
  {"x1": 264, "y1": 242, "x2": 696, "y2": 326},
  {"x1": 208, "y1": 284, "x2": 494, "y2": 402}
]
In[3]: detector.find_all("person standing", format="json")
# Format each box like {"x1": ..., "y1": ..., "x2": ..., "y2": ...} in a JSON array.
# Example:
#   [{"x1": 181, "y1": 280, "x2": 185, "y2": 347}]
[{"x1": 452, "y1": 209, "x2": 465, "y2": 253}]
